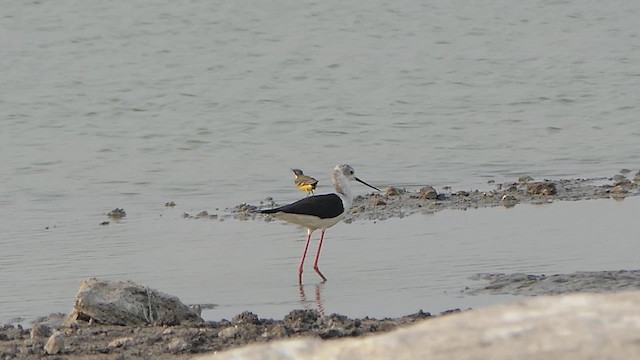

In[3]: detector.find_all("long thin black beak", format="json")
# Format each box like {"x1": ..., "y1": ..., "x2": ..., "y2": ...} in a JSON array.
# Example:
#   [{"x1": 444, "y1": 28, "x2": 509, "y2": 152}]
[{"x1": 355, "y1": 177, "x2": 381, "y2": 191}]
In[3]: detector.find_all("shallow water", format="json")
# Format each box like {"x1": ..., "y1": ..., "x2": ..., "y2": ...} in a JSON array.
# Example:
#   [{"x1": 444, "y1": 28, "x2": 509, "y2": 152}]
[
  {"x1": 1, "y1": 0, "x2": 640, "y2": 322},
  {"x1": 3, "y1": 196, "x2": 639, "y2": 323}
]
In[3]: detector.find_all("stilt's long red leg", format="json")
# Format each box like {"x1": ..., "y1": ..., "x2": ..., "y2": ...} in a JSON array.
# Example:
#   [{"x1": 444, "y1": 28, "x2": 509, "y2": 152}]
[
  {"x1": 298, "y1": 229, "x2": 312, "y2": 284},
  {"x1": 312, "y1": 230, "x2": 328, "y2": 282}
]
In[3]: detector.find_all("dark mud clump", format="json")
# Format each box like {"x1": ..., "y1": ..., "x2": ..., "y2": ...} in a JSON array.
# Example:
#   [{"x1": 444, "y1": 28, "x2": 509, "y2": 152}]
[{"x1": 0, "y1": 310, "x2": 441, "y2": 359}]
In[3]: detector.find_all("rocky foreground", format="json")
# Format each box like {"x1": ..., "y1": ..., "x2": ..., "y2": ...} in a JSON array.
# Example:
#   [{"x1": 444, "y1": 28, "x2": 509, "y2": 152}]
[
  {"x1": 3, "y1": 278, "x2": 640, "y2": 359},
  {"x1": 0, "y1": 279, "x2": 447, "y2": 359}
]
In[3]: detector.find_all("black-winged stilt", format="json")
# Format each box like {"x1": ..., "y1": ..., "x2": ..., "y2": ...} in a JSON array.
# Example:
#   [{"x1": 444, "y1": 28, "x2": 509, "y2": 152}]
[
  {"x1": 291, "y1": 168, "x2": 318, "y2": 196},
  {"x1": 261, "y1": 164, "x2": 380, "y2": 284}
]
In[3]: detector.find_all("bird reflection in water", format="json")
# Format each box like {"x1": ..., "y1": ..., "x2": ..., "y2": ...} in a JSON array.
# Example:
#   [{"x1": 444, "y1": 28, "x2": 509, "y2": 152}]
[{"x1": 299, "y1": 284, "x2": 325, "y2": 317}]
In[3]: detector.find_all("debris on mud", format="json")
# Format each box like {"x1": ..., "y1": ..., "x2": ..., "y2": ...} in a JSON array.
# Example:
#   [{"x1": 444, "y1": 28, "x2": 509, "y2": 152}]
[{"x1": 107, "y1": 208, "x2": 127, "y2": 219}]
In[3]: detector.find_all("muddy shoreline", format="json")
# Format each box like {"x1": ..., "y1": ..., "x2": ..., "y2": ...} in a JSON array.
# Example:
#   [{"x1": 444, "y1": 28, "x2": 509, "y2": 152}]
[{"x1": 217, "y1": 171, "x2": 640, "y2": 222}]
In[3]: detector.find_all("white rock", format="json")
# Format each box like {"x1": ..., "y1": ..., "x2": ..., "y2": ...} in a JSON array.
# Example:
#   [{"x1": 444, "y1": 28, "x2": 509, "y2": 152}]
[
  {"x1": 43, "y1": 331, "x2": 64, "y2": 355},
  {"x1": 65, "y1": 278, "x2": 203, "y2": 326},
  {"x1": 198, "y1": 291, "x2": 640, "y2": 360}
]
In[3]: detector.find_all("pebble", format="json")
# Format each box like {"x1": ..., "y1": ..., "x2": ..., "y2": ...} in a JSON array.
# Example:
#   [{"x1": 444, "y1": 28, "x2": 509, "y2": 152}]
[
  {"x1": 107, "y1": 208, "x2": 126, "y2": 219},
  {"x1": 418, "y1": 186, "x2": 438, "y2": 200},
  {"x1": 526, "y1": 182, "x2": 557, "y2": 196},
  {"x1": 30, "y1": 323, "x2": 51, "y2": 339},
  {"x1": 232, "y1": 311, "x2": 260, "y2": 325},
  {"x1": 518, "y1": 175, "x2": 534, "y2": 183},
  {"x1": 108, "y1": 337, "x2": 134, "y2": 349},
  {"x1": 612, "y1": 174, "x2": 627, "y2": 182},
  {"x1": 218, "y1": 326, "x2": 240, "y2": 339},
  {"x1": 261, "y1": 324, "x2": 290, "y2": 339},
  {"x1": 167, "y1": 337, "x2": 189, "y2": 352},
  {"x1": 384, "y1": 186, "x2": 405, "y2": 196},
  {"x1": 44, "y1": 331, "x2": 64, "y2": 355}
]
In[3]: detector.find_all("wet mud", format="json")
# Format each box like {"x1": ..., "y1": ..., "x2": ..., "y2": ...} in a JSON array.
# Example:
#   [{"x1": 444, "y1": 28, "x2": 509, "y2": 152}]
[{"x1": 466, "y1": 270, "x2": 640, "y2": 296}]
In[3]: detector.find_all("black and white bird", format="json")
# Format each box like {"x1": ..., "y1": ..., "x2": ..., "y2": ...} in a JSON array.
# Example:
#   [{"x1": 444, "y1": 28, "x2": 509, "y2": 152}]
[{"x1": 261, "y1": 164, "x2": 380, "y2": 284}]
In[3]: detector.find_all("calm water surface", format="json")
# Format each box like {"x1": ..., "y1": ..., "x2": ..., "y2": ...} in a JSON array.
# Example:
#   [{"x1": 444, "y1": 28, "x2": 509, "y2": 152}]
[{"x1": 1, "y1": 0, "x2": 639, "y2": 322}]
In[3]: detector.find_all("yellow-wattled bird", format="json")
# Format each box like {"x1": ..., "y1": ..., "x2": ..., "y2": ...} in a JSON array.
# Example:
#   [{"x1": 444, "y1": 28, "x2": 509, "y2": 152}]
[{"x1": 292, "y1": 168, "x2": 318, "y2": 196}]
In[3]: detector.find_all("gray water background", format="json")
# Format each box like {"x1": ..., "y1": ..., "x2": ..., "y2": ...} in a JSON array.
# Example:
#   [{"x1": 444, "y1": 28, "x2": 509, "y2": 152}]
[{"x1": 1, "y1": 0, "x2": 639, "y2": 323}]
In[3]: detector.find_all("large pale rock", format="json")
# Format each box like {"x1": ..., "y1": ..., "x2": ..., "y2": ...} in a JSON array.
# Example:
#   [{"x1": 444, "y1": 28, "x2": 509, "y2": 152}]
[
  {"x1": 43, "y1": 331, "x2": 64, "y2": 355},
  {"x1": 65, "y1": 278, "x2": 203, "y2": 326},
  {"x1": 202, "y1": 291, "x2": 640, "y2": 360}
]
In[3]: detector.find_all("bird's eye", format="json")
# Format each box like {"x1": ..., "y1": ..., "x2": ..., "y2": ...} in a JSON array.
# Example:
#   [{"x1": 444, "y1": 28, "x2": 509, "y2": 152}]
[{"x1": 349, "y1": 170, "x2": 354, "y2": 175}]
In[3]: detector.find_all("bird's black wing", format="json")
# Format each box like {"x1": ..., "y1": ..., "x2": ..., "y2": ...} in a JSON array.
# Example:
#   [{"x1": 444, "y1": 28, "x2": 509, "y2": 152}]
[{"x1": 261, "y1": 194, "x2": 344, "y2": 219}]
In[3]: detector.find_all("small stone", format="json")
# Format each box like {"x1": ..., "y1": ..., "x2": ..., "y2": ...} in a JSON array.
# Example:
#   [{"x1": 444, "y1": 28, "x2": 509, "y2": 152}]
[
  {"x1": 108, "y1": 337, "x2": 134, "y2": 349},
  {"x1": 167, "y1": 337, "x2": 189, "y2": 352},
  {"x1": 30, "y1": 323, "x2": 51, "y2": 339},
  {"x1": 99, "y1": 221, "x2": 109, "y2": 226},
  {"x1": 373, "y1": 198, "x2": 386, "y2": 206},
  {"x1": 620, "y1": 168, "x2": 631, "y2": 174},
  {"x1": 165, "y1": 201, "x2": 176, "y2": 207},
  {"x1": 0, "y1": 325, "x2": 22, "y2": 341},
  {"x1": 318, "y1": 327, "x2": 347, "y2": 339},
  {"x1": 232, "y1": 311, "x2": 260, "y2": 325},
  {"x1": 284, "y1": 309, "x2": 319, "y2": 331},
  {"x1": 44, "y1": 331, "x2": 64, "y2": 355},
  {"x1": 163, "y1": 328, "x2": 175, "y2": 335},
  {"x1": 384, "y1": 187, "x2": 405, "y2": 196},
  {"x1": 612, "y1": 174, "x2": 627, "y2": 182},
  {"x1": 418, "y1": 186, "x2": 438, "y2": 200},
  {"x1": 261, "y1": 324, "x2": 290, "y2": 339},
  {"x1": 107, "y1": 208, "x2": 126, "y2": 219},
  {"x1": 501, "y1": 195, "x2": 518, "y2": 208},
  {"x1": 218, "y1": 326, "x2": 240, "y2": 339},
  {"x1": 527, "y1": 182, "x2": 557, "y2": 196},
  {"x1": 233, "y1": 203, "x2": 258, "y2": 213},
  {"x1": 456, "y1": 191, "x2": 470, "y2": 197},
  {"x1": 518, "y1": 176, "x2": 534, "y2": 183}
]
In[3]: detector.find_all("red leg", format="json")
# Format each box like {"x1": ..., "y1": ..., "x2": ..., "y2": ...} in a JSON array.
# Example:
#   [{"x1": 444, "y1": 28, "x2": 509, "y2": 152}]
[
  {"x1": 312, "y1": 230, "x2": 328, "y2": 282},
  {"x1": 298, "y1": 229, "x2": 312, "y2": 284}
]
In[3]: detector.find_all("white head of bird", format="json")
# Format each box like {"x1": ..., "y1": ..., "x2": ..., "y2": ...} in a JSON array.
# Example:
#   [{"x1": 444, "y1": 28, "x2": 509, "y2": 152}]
[{"x1": 332, "y1": 164, "x2": 379, "y2": 214}]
